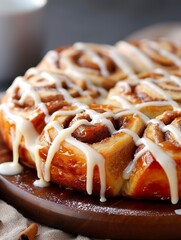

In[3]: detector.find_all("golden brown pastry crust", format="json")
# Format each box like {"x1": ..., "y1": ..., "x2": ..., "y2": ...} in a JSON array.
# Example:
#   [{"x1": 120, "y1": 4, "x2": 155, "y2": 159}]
[
  {"x1": 37, "y1": 43, "x2": 134, "y2": 90},
  {"x1": 37, "y1": 104, "x2": 146, "y2": 197},
  {"x1": 1, "y1": 39, "x2": 181, "y2": 202},
  {"x1": 106, "y1": 70, "x2": 181, "y2": 118},
  {"x1": 123, "y1": 111, "x2": 181, "y2": 202},
  {"x1": 116, "y1": 39, "x2": 181, "y2": 73}
]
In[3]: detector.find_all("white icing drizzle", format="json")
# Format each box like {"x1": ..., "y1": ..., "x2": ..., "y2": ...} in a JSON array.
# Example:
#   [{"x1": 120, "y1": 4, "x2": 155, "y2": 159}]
[
  {"x1": 154, "y1": 68, "x2": 181, "y2": 88},
  {"x1": 8, "y1": 76, "x2": 50, "y2": 123},
  {"x1": 34, "y1": 144, "x2": 46, "y2": 182},
  {"x1": 67, "y1": 136, "x2": 106, "y2": 202},
  {"x1": 108, "y1": 68, "x2": 181, "y2": 113},
  {"x1": 175, "y1": 209, "x2": 181, "y2": 215},
  {"x1": 136, "y1": 101, "x2": 174, "y2": 108},
  {"x1": 141, "y1": 79, "x2": 180, "y2": 109},
  {"x1": 27, "y1": 67, "x2": 107, "y2": 104},
  {"x1": 116, "y1": 41, "x2": 155, "y2": 70},
  {"x1": 149, "y1": 119, "x2": 181, "y2": 145},
  {"x1": 109, "y1": 93, "x2": 175, "y2": 113},
  {"x1": 9, "y1": 77, "x2": 41, "y2": 105},
  {"x1": 42, "y1": 104, "x2": 120, "y2": 200},
  {"x1": 1, "y1": 41, "x2": 181, "y2": 204},
  {"x1": 61, "y1": 49, "x2": 101, "y2": 77},
  {"x1": 121, "y1": 129, "x2": 178, "y2": 204},
  {"x1": 106, "y1": 69, "x2": 181, "y2": 204},
  {"x1": 141, "y1": 39, "x2": 181, "y2": 68},
  {"x1": 40, "y1": 100, "x2": 151, "y2": 200},
  {"x1": 61, "y1": 42, "x2": 134, "y2": 81},
  {"x1": 74, "y1": 43, "x2": 109, "y2": 76},
  {"x1": 74, "y1": 42, "x2": 134, "y2": 75},
  {"x1": 110, "y1": 95, "x2": 137, "y2": 110},
  {"x1": 33, "y1": 178, "x2": 50, "y2": 188},
  {"x1": 44, "y1": 119, "x2": 89, "y2": 182},
  {"x1": 116, "y1": 81, "x2": 132, "y2": 92},
  {"x1": 105, "y1": 45, "x2": 134, "y2": 75},
  {"x1": 116, "y1": 109, "x2": 150, "y2": 124},
  {"x1": 43, "y1": 50, "x2": 59, "y2": 67},
  {"x1": 0, "y1": 127, "x2": 23, "y2": 175},
  {"x1": 0, "y1": 161, "x2": 23, "y2": 175},
  {"x1": 142, "y1": 137, "x2": 178, "y2": 204},
  {"x1": 0, "y1": 104, "x2": 39, "y2": 175}
]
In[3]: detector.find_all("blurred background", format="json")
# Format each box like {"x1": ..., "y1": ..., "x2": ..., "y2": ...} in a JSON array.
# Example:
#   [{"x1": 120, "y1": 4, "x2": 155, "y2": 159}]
[
  {"x1": 2, "y1": 0, "x2": 181, "y2": 89},
  {"x1": 44, "y1": 0, "x2": 181, "y2": 51}
]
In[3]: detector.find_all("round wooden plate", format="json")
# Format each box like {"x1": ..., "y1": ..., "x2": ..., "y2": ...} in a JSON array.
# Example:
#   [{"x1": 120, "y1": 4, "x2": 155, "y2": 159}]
[{"x1": 0, "y1": 136, "x2": 181, "y2": 240}]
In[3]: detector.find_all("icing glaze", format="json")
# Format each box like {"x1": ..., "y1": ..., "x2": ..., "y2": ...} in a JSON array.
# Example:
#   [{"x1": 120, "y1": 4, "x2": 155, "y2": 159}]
[{"x1": 1, "y1": 41, "x2": 181, "y2": 204}]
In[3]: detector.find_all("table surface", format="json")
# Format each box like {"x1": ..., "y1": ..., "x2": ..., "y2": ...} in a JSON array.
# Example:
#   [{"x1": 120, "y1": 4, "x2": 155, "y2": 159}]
[
  {"x1": 1, "y1": 1, "x2": 181, "y2": 239},
  {"x1": 2, "y1": 0, "x2": 181, "y2": 91}
]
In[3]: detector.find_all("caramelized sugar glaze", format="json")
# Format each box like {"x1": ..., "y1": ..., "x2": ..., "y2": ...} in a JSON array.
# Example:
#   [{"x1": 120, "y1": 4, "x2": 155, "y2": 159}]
[{"x1": 1, "y1": 39, "x2": 181, "y2": 203}]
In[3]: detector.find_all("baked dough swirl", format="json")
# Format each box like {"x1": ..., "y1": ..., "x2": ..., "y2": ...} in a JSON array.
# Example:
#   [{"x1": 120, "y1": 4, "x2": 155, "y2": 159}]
[
  {"x1": 116, "y1": 39, "x2": 181, "y2": 73},
  {"x1": 36, "y1": 104, "x2": 145, "y2": 200},
  {"x1": 37, "y1": 43, "x2": 134, "y2": 89},
  {"x1": 122, "y1": 110, "x2": 181, "y2": 204},
  {"x1": 0, "y1": 68, "x2": 106, "y2": 168},
  {"x1": 1, "y1": 39, "x2": 181, "y2": 203},
  {"x1": 106, "y1": 69, "x2": 181, "y2": 118}
]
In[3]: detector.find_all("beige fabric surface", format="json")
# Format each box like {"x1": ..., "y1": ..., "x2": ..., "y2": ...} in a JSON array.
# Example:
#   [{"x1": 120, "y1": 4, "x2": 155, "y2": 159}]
[{"x1": 0, "y1": 200, "x2": 91, "y2": 240}]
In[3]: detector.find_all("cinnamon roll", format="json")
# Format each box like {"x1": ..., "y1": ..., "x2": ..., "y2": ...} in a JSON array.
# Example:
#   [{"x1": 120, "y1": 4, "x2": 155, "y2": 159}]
[
  {"x1": 106, "y1": 69, "x2": 181, "y2": 118},
  {"x1": 1, "y1": 38, "x2": 181, "y2": 204},
  {"x1": 37, "y1": 43, "x2": 134, "y2": 90},
  {"x1": 116, "y1": 38, "x2": 181, "y2": 73},
  {"x1": 122, "y1": 110, "x2": 181, "y2": 204},
  {"x1": 0, "y1": 68, "x2": 107, "y2": 168},
  {"x1": 35, "y1": 104, "x2": 146, "y2": 199}
]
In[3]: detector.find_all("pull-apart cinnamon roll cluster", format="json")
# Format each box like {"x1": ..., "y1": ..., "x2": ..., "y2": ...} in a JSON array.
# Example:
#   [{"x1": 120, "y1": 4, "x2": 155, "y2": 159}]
[{"x1": 1, "y1": 39, "x2": 181, "y2": 203}]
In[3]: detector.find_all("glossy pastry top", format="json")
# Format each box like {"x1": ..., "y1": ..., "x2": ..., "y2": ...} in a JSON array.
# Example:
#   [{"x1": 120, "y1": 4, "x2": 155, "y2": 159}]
[
  {"x1": 116, "y1": 39, "x2": 181, "y2": 72},
  {"x1": 123, "y1": 110, "x2": 181, "y2": 204},
  {"x1": 106, "y1": 69, "x2": 181, "y2": 118},
  {"x1": 38, "y1": 42, "x2": 135, "y2": 89},
  {"x1": 1, "y1": 39, "x2": 181, "y2": 204}
]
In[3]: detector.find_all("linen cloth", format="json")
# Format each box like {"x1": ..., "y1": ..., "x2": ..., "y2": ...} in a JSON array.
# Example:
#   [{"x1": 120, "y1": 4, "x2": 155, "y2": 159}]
[{"x1": 0, "y1": 200, "x2": 91, "y2": 240}]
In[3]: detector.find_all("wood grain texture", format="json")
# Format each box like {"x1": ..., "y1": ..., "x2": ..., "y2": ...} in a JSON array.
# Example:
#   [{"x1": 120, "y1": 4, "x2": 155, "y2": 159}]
[{"x1": 0, "y1": 135, "x2": 181, "y2": 239}]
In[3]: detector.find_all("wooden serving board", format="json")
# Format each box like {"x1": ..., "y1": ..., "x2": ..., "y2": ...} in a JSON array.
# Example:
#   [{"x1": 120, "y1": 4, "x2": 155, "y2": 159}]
[{"x1": 0, "y1": 136, "x2": 181, "y2": 240}]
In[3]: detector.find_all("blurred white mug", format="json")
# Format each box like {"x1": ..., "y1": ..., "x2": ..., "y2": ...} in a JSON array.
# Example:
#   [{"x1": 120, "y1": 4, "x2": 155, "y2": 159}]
[{"x1": 0, "y1": 0, "x2": 47, "y2": 87}]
